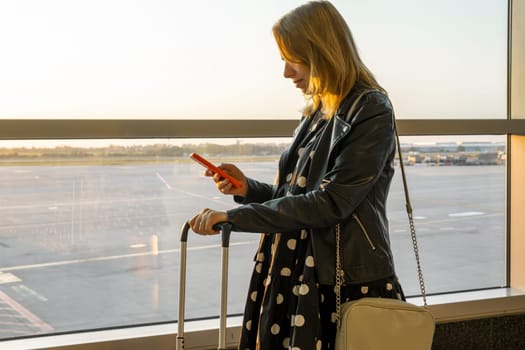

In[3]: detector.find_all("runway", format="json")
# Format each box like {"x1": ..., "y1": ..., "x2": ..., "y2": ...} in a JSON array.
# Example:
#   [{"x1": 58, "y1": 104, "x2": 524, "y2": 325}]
[{"x1": 0, "y1": 160, "x2": 505, "y2": 338}]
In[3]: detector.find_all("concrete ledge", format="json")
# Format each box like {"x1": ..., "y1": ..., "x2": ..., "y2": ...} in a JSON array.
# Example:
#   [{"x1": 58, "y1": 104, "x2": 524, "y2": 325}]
[
  {"x1": 423, "y1": 290, "x2": 525, "y2": 323},
  {"x1": 2, "y1": 289, "x2": 524, "y2": 350}
]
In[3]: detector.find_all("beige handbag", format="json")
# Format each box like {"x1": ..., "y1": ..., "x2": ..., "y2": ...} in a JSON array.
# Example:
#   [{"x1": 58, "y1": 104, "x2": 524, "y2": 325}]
[
  {"x1": 336, "y1": 297, "x2": 435, "y2": 350},
  {"x1": 334, "y1": 91, "x2": 435, "y2": 350}
]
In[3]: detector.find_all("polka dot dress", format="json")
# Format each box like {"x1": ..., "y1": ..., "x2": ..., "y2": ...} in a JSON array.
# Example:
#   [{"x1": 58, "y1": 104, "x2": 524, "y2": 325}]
[{"x1": 237, "y1": 113, "x2": 405, "y2": 350}]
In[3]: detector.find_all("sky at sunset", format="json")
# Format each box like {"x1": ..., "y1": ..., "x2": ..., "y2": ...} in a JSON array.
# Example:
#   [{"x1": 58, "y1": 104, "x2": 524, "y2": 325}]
[{"x1": 0, "y1": 0, "x2": 507, "y2": 120}]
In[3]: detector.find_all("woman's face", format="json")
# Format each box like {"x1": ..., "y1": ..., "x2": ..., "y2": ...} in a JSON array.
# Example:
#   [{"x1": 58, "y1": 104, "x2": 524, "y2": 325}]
[{"x1": 283, "y1": 60, "x2": 310, "y2": 93}]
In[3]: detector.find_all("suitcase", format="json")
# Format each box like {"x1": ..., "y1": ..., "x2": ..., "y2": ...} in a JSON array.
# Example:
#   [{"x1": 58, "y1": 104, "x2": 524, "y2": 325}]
[{"x1": 177, "y1": 221, "x2": 232, "y2": 350}]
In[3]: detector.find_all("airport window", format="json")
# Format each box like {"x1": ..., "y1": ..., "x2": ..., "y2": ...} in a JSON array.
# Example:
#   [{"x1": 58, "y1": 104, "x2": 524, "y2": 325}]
[
  {"x1": 0, "y1": 134, "x2": 506, "y2": 338},
  {"x1": 0, "y1": 0, "x2": 506, "y2": 120},
  {"x1": 0, "y1": 0, "x2": 515, "y2": 345},
  {"x1": 392, "y1": 135, "x2": 506, "y2": 295},
  {"x1": 0, "y1": 138, "x2": 285, "y2": 337}
]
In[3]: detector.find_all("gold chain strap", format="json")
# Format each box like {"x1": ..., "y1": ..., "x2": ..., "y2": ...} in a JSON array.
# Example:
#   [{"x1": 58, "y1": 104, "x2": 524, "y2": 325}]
[
  {"x1": 335, "y1": 223, "x2": 343, "y2": 328},
  {"x1": 394, "y1": 120, "x2": 428, "y2": 306}
]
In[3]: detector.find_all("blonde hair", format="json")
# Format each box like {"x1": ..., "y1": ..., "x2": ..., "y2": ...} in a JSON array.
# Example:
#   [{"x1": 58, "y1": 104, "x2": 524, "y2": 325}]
[{"x1": 272, "y1": 1, "x2": 384, "y2": 118}]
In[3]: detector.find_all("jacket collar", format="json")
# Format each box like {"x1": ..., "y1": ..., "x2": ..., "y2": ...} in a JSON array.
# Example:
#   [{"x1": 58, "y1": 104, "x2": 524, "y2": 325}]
[{"x1": 305, "y1": 87, "x2": 371, "y2": 191}]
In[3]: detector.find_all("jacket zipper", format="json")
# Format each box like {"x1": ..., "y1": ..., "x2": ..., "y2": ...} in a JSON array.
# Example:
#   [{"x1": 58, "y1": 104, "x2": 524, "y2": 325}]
[{"x1": 352, "y1": 213, "x2": 376, "y2": 250}]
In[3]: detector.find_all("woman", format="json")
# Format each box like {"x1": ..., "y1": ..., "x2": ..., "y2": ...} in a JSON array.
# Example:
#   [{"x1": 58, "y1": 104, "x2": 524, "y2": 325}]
[{"x1": 189, "y1": 1, "x2": 405, "y2": 349}]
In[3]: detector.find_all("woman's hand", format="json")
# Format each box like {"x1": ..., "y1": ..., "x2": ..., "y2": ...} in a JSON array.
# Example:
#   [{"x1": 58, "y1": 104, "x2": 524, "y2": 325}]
[
  {"x1": 205, "y1": 163, "x2": 248, "y2": 197},
  {"x1": 189, "y1": 208, "x2": 228, "y2": 235}
]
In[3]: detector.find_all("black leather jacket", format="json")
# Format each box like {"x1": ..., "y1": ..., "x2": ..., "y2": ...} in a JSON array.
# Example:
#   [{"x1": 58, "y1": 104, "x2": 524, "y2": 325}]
[{"x1": 227, "y1": 88, "x2": 397, "y2": 285}]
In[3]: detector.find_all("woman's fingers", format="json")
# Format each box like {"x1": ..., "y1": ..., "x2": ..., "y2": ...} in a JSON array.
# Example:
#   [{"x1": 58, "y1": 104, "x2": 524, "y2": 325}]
[{"x1": 189, "y1": 209, "x2": 227, "y2": 235}]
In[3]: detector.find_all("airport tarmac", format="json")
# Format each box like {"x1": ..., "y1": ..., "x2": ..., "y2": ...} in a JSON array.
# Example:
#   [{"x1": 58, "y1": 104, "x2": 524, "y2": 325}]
[{"x1": 0, "y1": 161, "x2": 505, "y2": 339}]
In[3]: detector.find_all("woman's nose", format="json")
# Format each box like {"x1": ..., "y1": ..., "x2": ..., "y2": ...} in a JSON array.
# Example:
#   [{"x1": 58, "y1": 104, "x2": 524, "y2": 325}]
[{"x1": 283, "y1": 63, "x2": 295, "y2": 79}]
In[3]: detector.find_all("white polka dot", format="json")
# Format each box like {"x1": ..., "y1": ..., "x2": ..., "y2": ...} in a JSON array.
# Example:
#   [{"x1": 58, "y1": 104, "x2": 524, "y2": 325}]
[
  {"x1": 282, "y1": 337, "x2": 290, "y2": 348},
  {"x1": 320, "y1": 293, "x2": 325, "y2": 303},
  {"x1": 292, "y1": 347, "x2": 301, "y2": 350},
  {"x1": 256, "y1": 252, "x2": 265, "y2": 262},
  {"x1": 292, "y1": 285, "x2": 300, "y2": 296},
  {"x1": 298, "y1": 147, "x2": 305, "y2": 157},
  {"x1": 386, "y1": 282, "x2": 393, "y2": 291},
  {"x1": 300, "y1": 230, "x2": 308, "y2": 239},
  {"x1": 297, "y1": 176, "x2": 307, "y2": 188},
  {"x1": 255, "y1": 263, "x2": 262, "y2": 273},
  {"x1": 246, "y1": 320, "x2": 252, "y2": 330},
  {"x1": 361, "y1": 286, "x2": 369, "y2": 294},
  {"x1": 271, "y1": 323, "x2": 280, "y2": 335},
  {"x1": 316, "y1": 340, "x2": 322, "y2": 350},
  {"x1": 286, "y1": 173, "x2": 293, "y2": 182},
  {"x1": 299, "y1": 284, "x2": 310, "y2": 295},
  {"x1": 331, "y1": 312, "x2": 337, "y2": 323},
  {"x1": 281, "y1": 267, "x2": 292, "y2": 277},
  {"x1": 294, "y1": 314, "x2": 305, "y2": 327},
  {"x1": 298, "y1": 274, "x2": 304, "y2": 282},
  {"x1": 287, "y1": 239, "x2": 297, "y2": 250},
  {"x1": 276, "y1": 293, "x2": 284, "y2": 304},
  {"x1": 305, "y1": 256, "x2": 315, "y2": 267},
  {"x1": 250, "y1": 291, "x2": 257, "y2": 302},
  {"x1": 310, "y1": 151, "x2": 316, "y2": 158}
]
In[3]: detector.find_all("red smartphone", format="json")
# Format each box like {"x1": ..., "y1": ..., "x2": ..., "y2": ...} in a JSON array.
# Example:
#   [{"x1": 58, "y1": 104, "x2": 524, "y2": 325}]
[{"x1": 189, "y1": 153, "x2": 242, "y2": 188}]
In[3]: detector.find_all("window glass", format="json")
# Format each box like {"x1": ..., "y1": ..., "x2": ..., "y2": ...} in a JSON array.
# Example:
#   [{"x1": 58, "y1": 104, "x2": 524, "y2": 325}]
[
  {"x1": 392, "y1": 135, "x2": 506, "y2": 295},
  {"x1": 343, "y1": 0, "x2": 508, "y2": 119},
  {"x1": 0, "y1": 0, "x2": 506, "y2": 119},
  {"x1": 0, "y1": 135, "x2": 505, "y2": 339},
  {"x1": 0, "y1": 138, "x2": 285, "y2": 338},
  {"x1": 0, "y1": 0, "x2": 510, "y2": 342}
]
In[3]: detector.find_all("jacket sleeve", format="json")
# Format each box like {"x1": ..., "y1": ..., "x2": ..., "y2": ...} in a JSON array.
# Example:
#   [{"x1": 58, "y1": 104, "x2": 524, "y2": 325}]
[
  {"x1": 233, "y1": 177, "x2": 275, "y2": 205},
  {"x1": 226, "y1": 92, "x2": 396, "y2": 233}
]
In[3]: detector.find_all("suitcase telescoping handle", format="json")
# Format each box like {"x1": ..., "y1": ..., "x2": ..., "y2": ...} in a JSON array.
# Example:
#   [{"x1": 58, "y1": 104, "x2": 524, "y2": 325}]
[{"x1": 177, "y1": 221, "x2": 232, "y2": 350}]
